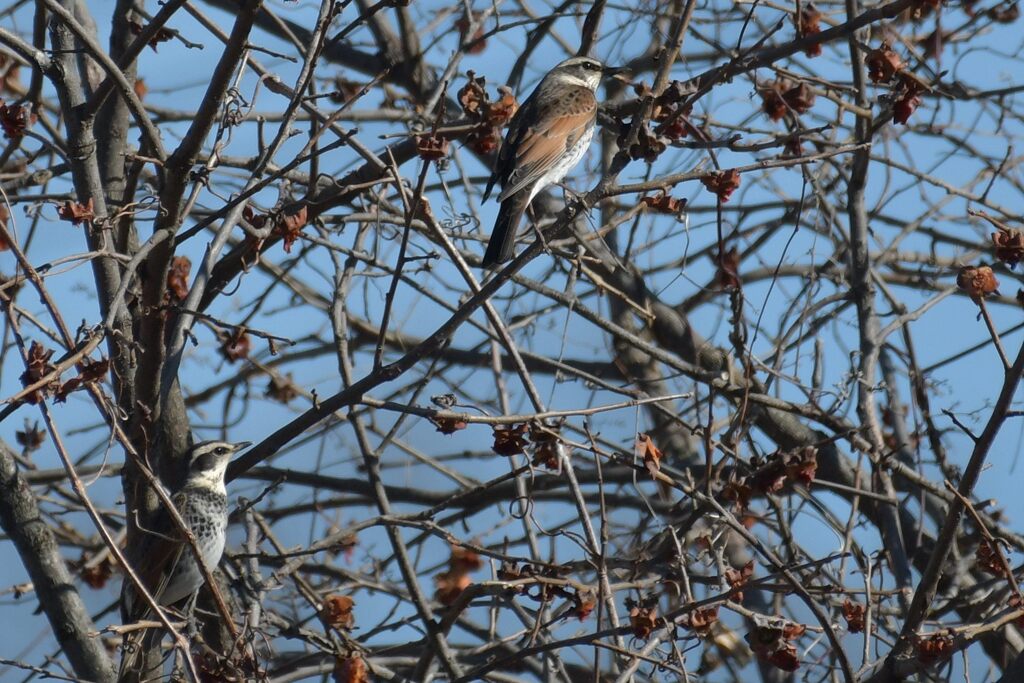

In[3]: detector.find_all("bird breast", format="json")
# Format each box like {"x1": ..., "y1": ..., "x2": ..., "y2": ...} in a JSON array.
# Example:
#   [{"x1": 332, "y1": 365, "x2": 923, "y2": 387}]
[{"x1": 528, "y1": 124, "x2": 596, "y2": 204}]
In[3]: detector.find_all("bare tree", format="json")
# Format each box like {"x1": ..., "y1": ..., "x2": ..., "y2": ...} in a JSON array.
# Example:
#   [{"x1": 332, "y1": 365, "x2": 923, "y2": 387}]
[{"x1": 2, "y1": 0, "x2": 1024, "y2": 680}]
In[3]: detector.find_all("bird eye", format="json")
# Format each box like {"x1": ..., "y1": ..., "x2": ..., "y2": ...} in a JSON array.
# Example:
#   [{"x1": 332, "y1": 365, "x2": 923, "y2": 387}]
[{"x1": 214, "y1": 446, "x2": 228, "y2": 455}]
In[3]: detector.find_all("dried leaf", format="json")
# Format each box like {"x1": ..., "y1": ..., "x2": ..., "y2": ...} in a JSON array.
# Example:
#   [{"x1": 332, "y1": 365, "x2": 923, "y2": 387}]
[
  {"x1": 57, "y1": 198, "x2": 95, "y2": 225},
  {"x1": 866, "y1": 43, "x2": 903, "y2": 83},
  {"x1": 956, "y1": 264, "x2": 999, "y2": 303},
  {"x1": 430, "y1": 414, "x2": 468, "y2": 434},
  {"x1": 19, "y1": 341, "x2": 58, "y2": 405},
  {"x1": 843, "y1": 599, "x2": 865, "y2": 633},
  {"x1": 166, "y1": 256, "x2": 191, "y2": 303},
  {"x1": 0, "y1": 101, "x2": 35, "y2": 140},
  {"x1": 416, "y1": 134, "x2": 449, "y2": 161},
  {"x1": 266, "y1": 374, "x2": 299, "y2": 403},
  {"x1": 332, "y1": 654, "x2": 369, "y2": 683},
  {"x1": 320, "y1": 594, "x2": 355, "y2": 630},
  {"x1": 629, "y1": 605, "x2": 659, "y2": 640},
  {"x1": 492, "y1": 423, "x2": 528, "y2": 456},
  {"x1": 635, "y1": 432, "x2": 662, "y2": 478},
  {"x1": 701, "y1": 169, "x2": 741, "y2": 202},
  {"x1": 15, "y1": 421, "x2": 45, "y2": 451},
  {"x1": 795, "y1": 6, "x2": 823, "y2": 57},
  {"x1": 276, "y1": 205, "x2": 308, "y2": 253},
  {"x1": 220, "y1": 329, "x2": 251, "y2": 363}
]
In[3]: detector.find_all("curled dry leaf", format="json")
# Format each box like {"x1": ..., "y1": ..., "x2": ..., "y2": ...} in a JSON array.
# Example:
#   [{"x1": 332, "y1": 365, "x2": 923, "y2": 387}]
[
  {"x1": 724, "y1": 560, "x2": 754, "y2": 601},
  {"x1": 635, "y1": 432, "x2": 662, "y2": 478},
  {"x1": 320, "y1": 594, "x2": 356, "y2": 630},
  {"x1": 701, "y1": 169, "x2": 741, "y2": 203},
  {"x1": 795, "y1": 6, "x2": 823, "y2": 57},
  {"x1": 276, "y1": 205, "x2": 308, "y2": 253},
  {"x1": 265, "y1": 373, "x2": 299, "y2": 403},
  {"x1": 629, "y1": 605, "x2": 659, "y2": 640},
  {"x1": 784, "y1": 446, "x2": 818, "y2": 486},
  {"x1": 166, "y1": 255, "x2": 191, "y2": 303},
  {"x1": 975, "y1": 539, "x2": 1007, "y2": 576},
  {"x1": 332, "y1": 654, "x2": 368, "y2": 683},
  {"x1": 492, "y1": 423, "x2": 528, "y2": 456},
  {"x1": 220, "y1": 329, "x2": 251, "y2": 363},
  {"x1": 916, "y1": 631, "x2": 954, "y2": 664},
  {"x1": 0, "y1": 101, "x2": 36, "y2": 140},
  {"x1": 19, "y1": 341, "x2": 59, "y2": 405},
  {"x1": 893, "y1": 75, "x2": 924, "y2": 125},
  {"x1": 416, "y1": 134, "x2": 449, "y2": 161},
  {"x1": 529, "y1": 422, "x2": 564, "y2": 470},
  {"x1": 866, "y1": 43, "x2": 903, "y2": 83},
  {"x1": 458, "y1": 71, "x2": 487, "y2": 118},
  {"x1": 716, "y1": 246, "x2": 741, "y2": 289},
  {"x1": 682, "y1": 605, "x2": 719, "y2": 637},
  {"x1": 618, "y1": 121, "x2": 666, "y2": 163},
  {"x1": 55, "y1": 357, "x2": 109, "y2": 402},
  {"x1": 57, "y1": 197, "x2": 95, "y2": 225},
  {"x1": 721, "y1": 474, "x2": 752, "y2": 510},
  {"x1": 843, "y1": 599, "x2": 866, "y2": 633},
  {"x1": 992, "y1": 227, "x2": 1024, "y2": 267},
  {"x1": 640, "y1": 193, "x2": 686, "y2": 214},
  {"x1": 746, "y1": 619, "x2": 806, "y2": 672},
  {"x1": 956, "y1": 264, "x2": 999, "y2": 303},
  {"x1": 430, "y1": 414, "x2": 468, "y2": 434}
]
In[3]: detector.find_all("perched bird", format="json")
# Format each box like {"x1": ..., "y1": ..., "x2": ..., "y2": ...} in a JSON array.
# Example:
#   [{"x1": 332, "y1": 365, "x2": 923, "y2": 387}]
[
  {"x1": 481, "y1": 56, "x2": 624, "y2": 267},
  {"x1": 119, "y1": 439, "x2": 249, "y2": 676}
]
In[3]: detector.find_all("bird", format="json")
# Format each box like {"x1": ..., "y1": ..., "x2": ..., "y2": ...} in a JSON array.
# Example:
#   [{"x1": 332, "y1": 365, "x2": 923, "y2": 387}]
[
  {"x1": 119, "y1": 439, "x2": 250, "y2": 677},
  {"x1": 481, "y1": 55, "x2": 624, "y2": 267}
]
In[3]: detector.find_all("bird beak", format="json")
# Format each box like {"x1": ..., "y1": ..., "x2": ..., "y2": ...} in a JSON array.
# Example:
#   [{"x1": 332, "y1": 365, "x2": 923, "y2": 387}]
[
  {"x1": 602, "y1": 65, "x2": 628, "y2": 77},
  {"x1": 232, "y1": 441, "x2": 253, "y2": 452}
]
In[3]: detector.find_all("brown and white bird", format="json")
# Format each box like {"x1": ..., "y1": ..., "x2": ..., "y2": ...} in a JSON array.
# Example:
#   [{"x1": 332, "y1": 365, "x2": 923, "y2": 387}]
[
  {"x1": 481, "y1": 56, "x2": 623, "y2": 267},
  {"x1": 119, "y1": 440, "x2": 249, "y2": 677}
]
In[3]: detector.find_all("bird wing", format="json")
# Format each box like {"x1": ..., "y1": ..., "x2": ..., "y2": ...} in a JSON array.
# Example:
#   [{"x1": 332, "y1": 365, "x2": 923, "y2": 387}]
[
  {"x1": 497, "y1": 86, "x2": 597, "y2": 202},
  {"x1": 121, "y1": 491, "x2": 188, "y2": 620}
]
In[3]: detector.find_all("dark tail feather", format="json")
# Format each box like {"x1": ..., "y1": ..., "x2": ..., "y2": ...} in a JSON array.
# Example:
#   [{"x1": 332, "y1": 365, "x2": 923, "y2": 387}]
[{"x1": 482, "y1": 193, "x2": 528, "y2": 268}]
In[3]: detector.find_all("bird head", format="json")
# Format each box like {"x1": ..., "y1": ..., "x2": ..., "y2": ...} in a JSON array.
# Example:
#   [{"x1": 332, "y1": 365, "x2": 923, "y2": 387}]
[
  {"x1": 183, "y1": 440, "x2": 250, "y2": 492},
  {"x1": 549, "y1": 56, "x2": 627, "y2": 91}
]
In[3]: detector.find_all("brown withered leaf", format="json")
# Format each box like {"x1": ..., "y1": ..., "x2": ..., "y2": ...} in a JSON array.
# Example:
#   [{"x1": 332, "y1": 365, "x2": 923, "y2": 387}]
[
  {"x1": 166, "y1": 256, "x2": 191, "y2": 302},
  {"x1": 19, "y1": 341, "x2": 59, "y2": 405},
  {"x1": 466, "y1": 125, "x2": 500, "y2": 155},
  {"x1": 266, "y1": 373, "x2": 299, "y2": 403},
  {"x1": 458, "y1": 71, "x2": 488, "y2": 118},
  {"x1": 332, "y1": 654, "x2": 369, "y2": 683},
  {"x1": 55, "y1": 357, "x2": 109, "y2": 402},
  {"x1": 721, "y1": 474, "x2": 752, "y2": 510},
  {"x1": 956, "y1": 264, "x2": 999, "y2": 303},
  {"x1": 485, "y1": 87, "x2": 518, "y2": 127},
  {"x1": 243, "y1": 205, "x2": 268, "y2": 230},
  {"x1": 975, "y1": 539, "x2": 1007, "y2": 576},
  {"x1": 682, "y1": 605, "x2": 719, "y2": 637},
  {"x1": 276, "y1": 205, "x2": 308, "y2": 253},
  {"x1": 843, "y1": 599, "x2": 865, "y2": 633},
  {"x1": 701, "y1": 169, "x2": 741, "y2": 202},
  {"x1": 57, "y1": 198, "x2": 95, "y2": 225},
  {"x1": 133, "y1": 78, "x2": 147, "y2": 100},
  {"x1": 916, "y1": 632, "x2": 954, "y2": 664},
  {"x1": 220, "y1": 329, "x2": 251, "y2": 363},
  {"x1": 761, "y1": 81, "x2": 788, "y2": 122},
  {"x1": 635, "y1": 432, "x2": 662, "y2": 478},
  {"x1": 640, "y1": 193, "x2": 686, "y2": 214},
  {"x1": 618, "y1": 121, "x2": 666, "y2": 163},
  {"x1": 746, "y1": 620, "x2": 805, "y2": 672},
  {"x1": 893, "y1": 76, "x2": 923, "y2": 125},
  {"x1": 430, "y1": 414, "x2": 468, "y2": 434},
  {"x1": 795, "y1": 6, "x2": 823, "y2": 56},
  {"x1": 716, "y1": 246, "x2": 741, "y2": 289},
  {"x1": 492, "y1": 423, "x2": 528, "y2": 456},
  {"x1": 866, "y1": 43, "x2": 903, "y2": 83},
  {"x1": 992, "y1": 228, "x2": 1024, "y2": 267},
  {"x1": 0, "y1": 101, "x2": 35, "y2": 140},
  {"x1": 449, "y1": 545, "x2": 484, "y2": 573},
  {"x1": 320, "y1": 594, "x2": 355, "y2": 630},
  {"x1": 529, "y1": 422, "x2": 564, "y2": 470},
  {"x1": 416, "y1": 134, "x2": 449, "y2": 161},
  {"x1": 724, "y1": 560, "x2": 754, "y2": 601},
  {"x1": 629, "y1": 605, "x2": 659, "y2": 640},
  {"x1": 783, "y1": 82, "x2": 815, "y2": 113}
]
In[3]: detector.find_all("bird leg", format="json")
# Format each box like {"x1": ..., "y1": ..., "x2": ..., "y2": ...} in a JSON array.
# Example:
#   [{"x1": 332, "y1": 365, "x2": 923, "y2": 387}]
[{"x1": 526, "y1": 204, "x2": 553, "y2": 254}]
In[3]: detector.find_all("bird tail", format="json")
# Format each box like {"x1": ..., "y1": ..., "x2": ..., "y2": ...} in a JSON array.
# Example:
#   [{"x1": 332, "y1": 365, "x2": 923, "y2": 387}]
[
  {"x1": 482, "y1": 193, "x2": 529, "y2": 268},
  {"x1": 117, "y1": 624, "x2": 160, "y2": 682}
]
